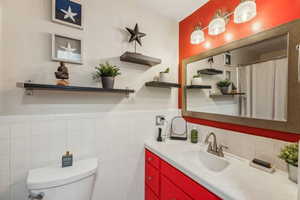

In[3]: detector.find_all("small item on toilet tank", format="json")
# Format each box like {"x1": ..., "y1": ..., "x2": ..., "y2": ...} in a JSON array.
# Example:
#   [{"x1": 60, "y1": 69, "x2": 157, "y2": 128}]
[{"x1": 62, "y1": 151, "x2": 73, "y2": 168}]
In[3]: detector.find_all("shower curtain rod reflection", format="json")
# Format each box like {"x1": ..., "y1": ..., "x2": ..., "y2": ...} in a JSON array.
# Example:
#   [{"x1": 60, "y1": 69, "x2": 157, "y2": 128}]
[{"x1": 238, "y1": 55, "x2": 287, "y2": 67}]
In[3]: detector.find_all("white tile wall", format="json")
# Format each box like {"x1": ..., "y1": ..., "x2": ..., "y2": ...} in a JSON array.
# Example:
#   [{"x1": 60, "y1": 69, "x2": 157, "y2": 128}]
[
  {"x1": 0, "y1": 109, "x2": 180, "y2": 200},
  {"x1": 0, "y1": 125, "x2": 10, "y2": 200},
  {"x1": 188, "y1": 123, "x2": 293, "y2": 171},
  {"x1": 0, "y1": 109, "x2": 293, "y2": 200}
]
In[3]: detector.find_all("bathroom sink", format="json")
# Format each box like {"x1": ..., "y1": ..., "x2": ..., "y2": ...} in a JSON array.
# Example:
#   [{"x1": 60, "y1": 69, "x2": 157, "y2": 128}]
[{"x1": 181, "y1": 150, "x2": 230, "y2": 172}]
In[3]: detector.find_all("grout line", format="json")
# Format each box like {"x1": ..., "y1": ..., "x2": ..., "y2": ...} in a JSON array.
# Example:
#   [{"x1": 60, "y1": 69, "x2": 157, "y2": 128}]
[{"x1": 8, "y1": 125, "x2": 11, "y2": 200}]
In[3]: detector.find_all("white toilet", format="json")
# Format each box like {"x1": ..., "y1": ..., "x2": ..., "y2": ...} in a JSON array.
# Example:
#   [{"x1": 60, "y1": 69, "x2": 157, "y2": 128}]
[{"x1": 27, "y1": 158, "x2": 98, "y2": 200}]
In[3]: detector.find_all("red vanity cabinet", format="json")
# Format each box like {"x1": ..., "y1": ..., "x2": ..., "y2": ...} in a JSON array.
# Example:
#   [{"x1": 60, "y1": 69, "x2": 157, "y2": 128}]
[
  {"x1": 145, "y1": 149, "x2": 222, "y2": 200},
  {"x1": 145, "y1": 161, "x2": 160, "y2": 195},
  {"x1": 145, "y1": 150, "x2": 160, "y2": 169},
  {"x1": 161, "y1": 175, "x2": 192, "y2": 200},
  {"x1": 146, "y1": 186, "x2": 159, "y2": 200}
]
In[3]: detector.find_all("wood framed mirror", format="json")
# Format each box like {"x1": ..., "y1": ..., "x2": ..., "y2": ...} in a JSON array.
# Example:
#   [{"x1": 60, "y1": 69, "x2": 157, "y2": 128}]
[{"x1": 182, "y1": 19, "x2": 300, "y2": 134}]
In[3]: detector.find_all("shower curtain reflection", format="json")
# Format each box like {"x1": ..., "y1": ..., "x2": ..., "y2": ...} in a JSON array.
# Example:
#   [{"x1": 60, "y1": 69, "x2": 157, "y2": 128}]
[{"x1": 240, "y1": 58, "x2": 288, "y2": 121}]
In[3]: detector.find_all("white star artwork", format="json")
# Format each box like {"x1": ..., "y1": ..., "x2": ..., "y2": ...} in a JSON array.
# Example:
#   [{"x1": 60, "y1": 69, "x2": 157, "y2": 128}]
[
  {"x1": 60, "y1": 6, "x2": 78, "y2": 22},
  {"x1": 60, "y1": 42, "x2": 77, "y2": 53},
  {"x1": 52, "y1": 34, "x2": 83, "y2": 64},
  {"x1": 52, "y1": 0, "x2": 84, "y2": 29}
]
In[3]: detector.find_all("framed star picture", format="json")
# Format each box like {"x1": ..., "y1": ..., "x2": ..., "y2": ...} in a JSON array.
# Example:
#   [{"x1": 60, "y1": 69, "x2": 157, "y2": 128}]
[
  {"x1": 52, "y1": 34, "x2": 83, "y2": 64},
  {"x1": 52, "y1": 0, "x2": 84, "y2": 29}
]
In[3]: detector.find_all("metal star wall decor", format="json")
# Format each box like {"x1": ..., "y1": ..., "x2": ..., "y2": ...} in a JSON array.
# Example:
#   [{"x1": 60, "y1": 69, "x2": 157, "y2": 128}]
[{"x1": 126, "y1": 23, "x2": 146, "y2": 52}]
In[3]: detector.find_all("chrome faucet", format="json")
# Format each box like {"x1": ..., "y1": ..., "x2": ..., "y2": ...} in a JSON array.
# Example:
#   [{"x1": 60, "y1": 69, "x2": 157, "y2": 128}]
[{"x1": 204, "y1": 132, "x2": 228, "y2": 157}]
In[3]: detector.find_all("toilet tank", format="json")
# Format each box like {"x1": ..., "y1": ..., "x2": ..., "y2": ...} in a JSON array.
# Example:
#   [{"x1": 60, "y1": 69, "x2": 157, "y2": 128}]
[{"x1": 27, "y1": 158, "x2": 98, "y2": 200}]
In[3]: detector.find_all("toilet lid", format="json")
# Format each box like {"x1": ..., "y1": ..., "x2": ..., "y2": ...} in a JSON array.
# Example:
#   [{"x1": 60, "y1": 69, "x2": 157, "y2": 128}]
[{"x1": 27, "y1": 158, "x2": 98, "y2": 190}]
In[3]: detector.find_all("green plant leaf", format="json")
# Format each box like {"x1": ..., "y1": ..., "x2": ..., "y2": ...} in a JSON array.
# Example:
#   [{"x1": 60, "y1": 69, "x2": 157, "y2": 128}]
[
  {"x1": 92, "y1": 62, "x2": 121, "y2": 80},
  {"x1": 279, "y1": 143, "x2": 298, "y2": 167},
  {"x1": 216, "y1": 79, "x2": 231, "y2": 88},
  {"x1": 160, "y1": 67, "x2": 170, "y2": 73}
]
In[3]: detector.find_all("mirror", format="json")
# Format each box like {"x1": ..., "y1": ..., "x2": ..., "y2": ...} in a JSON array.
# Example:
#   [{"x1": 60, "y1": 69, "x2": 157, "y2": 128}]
[
  {"x1": 186, "y1": 35, "x2": 288, "y2": 122},
  {"x1": 170, "y1": 116, "x2": 188, "y2": 140},
  {"x1": 182, "y1": 20, "x2": 300, "y2": 134}
]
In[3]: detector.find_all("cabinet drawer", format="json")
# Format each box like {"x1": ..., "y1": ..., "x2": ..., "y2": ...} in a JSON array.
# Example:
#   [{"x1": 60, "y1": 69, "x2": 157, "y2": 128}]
[
  {"x1": 161, "y1": 176, "x2": 192, "y2": 200},
  {"x1": 146, "y1": 186, "x2": 159, "y2": 200},
  {"x1": 161, "y1": 160, "x2": 221, "y2": 200},
  {"x1": 146, "y1": 162, "x2": 160, "y2": 196},
  {"x1": 145, "y1": 149, "x2": 160, "y2": 169}
]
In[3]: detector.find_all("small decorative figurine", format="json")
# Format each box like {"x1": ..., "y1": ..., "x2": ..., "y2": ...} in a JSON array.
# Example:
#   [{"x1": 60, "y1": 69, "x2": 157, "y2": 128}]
[{"x1": 55, "y1": 61, "x2": 70, "y2": 86}]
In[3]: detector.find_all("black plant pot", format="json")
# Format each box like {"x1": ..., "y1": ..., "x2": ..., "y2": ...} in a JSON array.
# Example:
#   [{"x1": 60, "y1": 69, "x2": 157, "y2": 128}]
[
  {"x1": 101, "y1": 76, "x2": 115, "y2": 89},
  {"x1": 219, "y1": 86, "x2": 229, "y2": 94}
]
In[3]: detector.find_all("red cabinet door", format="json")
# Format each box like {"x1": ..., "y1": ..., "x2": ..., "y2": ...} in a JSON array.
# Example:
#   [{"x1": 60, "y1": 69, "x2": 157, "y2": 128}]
[
  {"x1": 146, "y1": 186, "x2": 159, "y2": 200},
  {"x1": 145, "y1": 149, "x2": 221, "y2": 200},
  {"x1": 161, "y1": 160, "x2": 221, "y2": 200},
  {"x1": 145, "y1": 149, "x2": 160, "y2": 169},
  {"x1": 145, "y1": 162, "x2": 160, "y2": 196},
  {"x1": 161, "y1": 176, "x2": 192, "y2": 200}
]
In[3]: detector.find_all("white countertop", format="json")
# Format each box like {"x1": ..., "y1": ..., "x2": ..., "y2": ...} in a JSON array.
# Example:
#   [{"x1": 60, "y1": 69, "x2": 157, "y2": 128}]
[{"x1": 145, "y1": 140, "x2": 298, "y2": 200}]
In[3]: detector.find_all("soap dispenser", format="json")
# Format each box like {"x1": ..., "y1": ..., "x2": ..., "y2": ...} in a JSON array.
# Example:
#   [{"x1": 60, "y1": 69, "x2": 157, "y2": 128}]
[
  {"x1": 62, "y1": 151, "x2": 73, "y2": 168},
  {"x1": 190, "y1": 127, "x2": 199, "y2": 144}
]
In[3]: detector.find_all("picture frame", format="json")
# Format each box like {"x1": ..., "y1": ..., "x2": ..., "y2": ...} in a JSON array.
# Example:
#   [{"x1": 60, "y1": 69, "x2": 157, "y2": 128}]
[
  {"x1": 52, "y1": 0, "x2": 84, "y2": 29},
  {"x1": 52, "y1": 34, "x2": 84, "y2": 65}
]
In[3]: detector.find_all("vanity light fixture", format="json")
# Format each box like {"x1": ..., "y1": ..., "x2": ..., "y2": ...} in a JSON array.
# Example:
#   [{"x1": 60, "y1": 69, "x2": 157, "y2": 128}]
[
  {"x1": 234, "y1": 0, "x2": 257, "y2": 24},
  {"x1": 208, "y1": 11, "x2": 227, "y2": 36},
  {"x1": 189, "y1": 1, "x2": 257, "y2": 44},
  {"x1": 190, "y1": 24, "x2": 205, "y2": 45}
]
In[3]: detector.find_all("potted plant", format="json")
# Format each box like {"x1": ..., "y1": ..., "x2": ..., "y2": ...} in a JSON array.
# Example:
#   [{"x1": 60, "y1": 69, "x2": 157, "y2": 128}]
[
  {"x1": 279, "y1": 143, "x2": 298, "y2": 183},
  {"x1": 159, "y1": 68, "x2": 170, "y2": 82},
  {"x1": 192, "y1": 74, "x2": 203, "y2": 85},
  {"x1": 216, "y1": 79, "x2": 231, "y2": 94},
  {"x1": 93, "y1": 62, "x2": 121, "y2": 89}
]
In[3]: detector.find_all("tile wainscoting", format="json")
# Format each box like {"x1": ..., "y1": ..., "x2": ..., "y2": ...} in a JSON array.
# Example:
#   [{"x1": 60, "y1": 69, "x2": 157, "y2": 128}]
[
  {"x1": 0, "y1": 109, "x2": 180, "y2": 200},
  {"x1": 0, "y1": 109, "x2": 294, "y2": 200}
]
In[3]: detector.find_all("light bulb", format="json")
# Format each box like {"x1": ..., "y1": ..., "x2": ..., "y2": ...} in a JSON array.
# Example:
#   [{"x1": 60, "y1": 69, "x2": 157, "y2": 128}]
[
  {"x1": 208, "y1": 17, "x2": 226, "y2": 36},
  {"x1": 190, "y1": 27, "x2": 205, "y2": 44},
  {"x1": 234, "y1": 0, "x2": 257, "y2": 24}
]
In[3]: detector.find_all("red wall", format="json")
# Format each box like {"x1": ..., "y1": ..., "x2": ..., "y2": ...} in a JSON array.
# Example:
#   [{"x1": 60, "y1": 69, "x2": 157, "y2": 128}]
[{"x1": 179, "y1": 0, "x2": 300, "y2": 142}]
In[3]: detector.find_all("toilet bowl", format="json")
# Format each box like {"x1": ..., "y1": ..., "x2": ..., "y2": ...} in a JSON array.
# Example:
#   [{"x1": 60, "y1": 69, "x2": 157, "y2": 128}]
[{"x1": 27, "y1": 158, "x2": 98, "y2": 200}]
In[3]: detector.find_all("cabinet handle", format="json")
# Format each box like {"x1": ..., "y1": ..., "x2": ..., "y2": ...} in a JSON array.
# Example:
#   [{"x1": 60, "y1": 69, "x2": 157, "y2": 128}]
[
  {"x1": 148, "y1": 157, "x2": 153, "y2": 161},
  {"x1": 148, "y1": 176, "x2": 152, "y2": 181}
]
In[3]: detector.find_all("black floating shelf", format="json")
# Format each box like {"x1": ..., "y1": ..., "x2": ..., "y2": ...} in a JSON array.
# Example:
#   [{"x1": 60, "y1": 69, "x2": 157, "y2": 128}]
[
  {"x1": 145, "y1": 81, "x2": 181, "y2": 88},
  {"x1": 16, "y1": 82, "x2": 135, "y2": 94},
  {"x1": 120, "y1": 51, "x2": 162, "y2": 67},
  {"x1": 209, "y1": 93, "x2": 246, "y2": 98},
  {"x1": 186, "y1": 85, "x2": 212, "y2": 89},
  {"x1": 198, "y1": 68, "x2": 223, "y2": 75}
]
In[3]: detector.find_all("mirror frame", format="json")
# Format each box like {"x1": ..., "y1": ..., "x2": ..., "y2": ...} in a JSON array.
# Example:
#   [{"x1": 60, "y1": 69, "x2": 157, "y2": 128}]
[{"x1": 181, "y1": 19, "x2": 300, "y2": 134}]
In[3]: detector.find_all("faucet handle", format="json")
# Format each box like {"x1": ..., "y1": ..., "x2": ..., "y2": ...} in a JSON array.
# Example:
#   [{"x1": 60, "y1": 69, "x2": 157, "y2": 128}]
[
  {"x1": 218, "y1": 145, "x2": 229, "y2": 151},
  {"x1": 217, "y1": 145, "x2": 228, "y2": 157}
]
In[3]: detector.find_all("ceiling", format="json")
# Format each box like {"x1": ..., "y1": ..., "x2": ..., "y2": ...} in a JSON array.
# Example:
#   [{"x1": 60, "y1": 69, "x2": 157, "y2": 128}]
[{"x1": 137, "y1": 0, "x2": 209, "y2": 21}]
